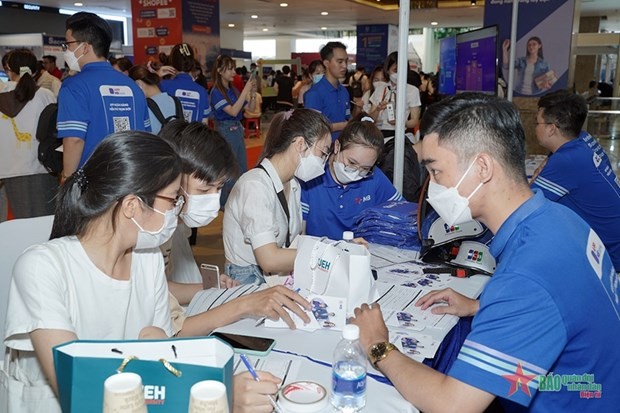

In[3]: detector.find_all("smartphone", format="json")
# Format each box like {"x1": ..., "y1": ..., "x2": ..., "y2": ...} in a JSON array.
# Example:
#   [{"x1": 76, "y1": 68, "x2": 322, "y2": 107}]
[
  {"x1": 211, "y1": 332, "x2": 276, "y2": 356},
  {"x1": 200, "y1": 263, "x2": 220, "y2": 289},
  {"x1": 250, "y1": 68, "x2": 258, "y2": 80}
]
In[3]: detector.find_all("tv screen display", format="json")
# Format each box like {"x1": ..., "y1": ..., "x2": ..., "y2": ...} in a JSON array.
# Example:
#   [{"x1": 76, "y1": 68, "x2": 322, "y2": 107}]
[
  {"x1": 455, "y1": 26, "x2": 498, "y2": 95},
  {"x1": 438, "y1": 36, "x2": 456, "y2": 96}
]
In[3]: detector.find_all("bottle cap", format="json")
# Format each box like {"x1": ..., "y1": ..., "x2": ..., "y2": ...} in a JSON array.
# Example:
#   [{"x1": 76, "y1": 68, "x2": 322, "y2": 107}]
[
  {"x1": 342, "y1": 324, "x2": 359, "y2": 340},
  {"x1": 342, "y1": 231, "x2": 354, "y2": 241}
]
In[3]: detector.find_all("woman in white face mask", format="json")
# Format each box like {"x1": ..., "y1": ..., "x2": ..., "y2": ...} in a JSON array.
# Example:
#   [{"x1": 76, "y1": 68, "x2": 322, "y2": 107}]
[
  {"x1": 369, "y1": 51, "x2": 422, "y2": 138},
  {"x1": 224, "y1": 109, "x2": 332, "y2": 285},
  {"x1": 300, "y1": 115, "x2": 403, "y2": 241}
]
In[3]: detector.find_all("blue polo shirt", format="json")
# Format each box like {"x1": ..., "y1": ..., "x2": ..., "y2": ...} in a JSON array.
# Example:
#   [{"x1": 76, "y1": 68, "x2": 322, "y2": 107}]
[
  {"x1": 57, "y1": 61, "x2": 150, "y2": 166},
  {"x1": 300, "y1": 163, "x2": 402, "y2": 240},
  {"x1": 161, "y1": 73, "x2": 210, "y2": 123},
  {"x1": 532, "y1": 131, "x2": 620, "y2": 270},
  {"x1": 449, "y1": 190, "x2": 620, "y2": 411},
  {"x1": 303, "y1": 76, "x2": 351, "y2": 141},
  {"x1": 210, "y1": 86, "x2": 244, "y2": 122}
]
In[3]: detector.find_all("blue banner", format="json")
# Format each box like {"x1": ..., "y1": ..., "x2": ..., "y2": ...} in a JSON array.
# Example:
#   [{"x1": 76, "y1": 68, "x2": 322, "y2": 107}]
[
  {"x1": 484, "y1": 0, "x2": 575, "y2": 97},
  {"x1": 356, "y1": 24, "x2": 389, "y2": 72}
]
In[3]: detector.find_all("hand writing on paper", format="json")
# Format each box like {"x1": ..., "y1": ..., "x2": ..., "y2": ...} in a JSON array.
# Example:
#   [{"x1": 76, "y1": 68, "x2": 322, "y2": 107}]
[
  {"x1": 241, "y1": 286, "x2": 311, "y2": 329},
  {"x1": 415, "y1": 288, "x2": 479, "y2": 317},
  {"x1": 233, "y1": 371, "x2": 281, "y2": 413},
  {"x1": 349, "y1": 303, "x2": 389, "y2": 357}
]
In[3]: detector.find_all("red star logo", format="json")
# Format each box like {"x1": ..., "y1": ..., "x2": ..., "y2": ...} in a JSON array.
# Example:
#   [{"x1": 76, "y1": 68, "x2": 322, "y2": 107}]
[{"x1": 502, "y1": 362, "x2": 537, "y2": 397}]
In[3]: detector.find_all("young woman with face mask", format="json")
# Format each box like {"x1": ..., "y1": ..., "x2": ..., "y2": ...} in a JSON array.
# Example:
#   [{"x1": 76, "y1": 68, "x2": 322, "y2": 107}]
[
  {"x1": 300, "y1": 115, "x2": 403, "y2": 241},
  {"x1": 223, "y1": 109, "x2": 332, "y2": 285},
  {"x1": 369, "y1": 52, "x2": 422, "y2": 138},
  {"x1": 297, "y1": 59, "x2": 325, "y2": 108}
]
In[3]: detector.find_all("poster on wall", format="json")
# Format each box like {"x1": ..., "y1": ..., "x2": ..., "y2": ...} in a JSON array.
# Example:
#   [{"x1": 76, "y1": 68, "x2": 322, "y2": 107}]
[
  {"x1": 182, "y1": 0, "x2": 220, "y2": 73},
  {"x1": 131, "y1": 0, "x2": 183, "y2": 65},
  {"x1": 484, "y1": 0, "x2": 576, "y2": 97},
  {"x1": 356, "y1": 24, "x2": 397, "y2": 72}
]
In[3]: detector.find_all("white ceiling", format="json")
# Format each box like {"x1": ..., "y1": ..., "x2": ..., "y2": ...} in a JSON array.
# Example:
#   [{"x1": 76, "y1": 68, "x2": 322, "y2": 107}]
[{"x1": 7, "y1": 0, "x2": 620, "y2": 36}]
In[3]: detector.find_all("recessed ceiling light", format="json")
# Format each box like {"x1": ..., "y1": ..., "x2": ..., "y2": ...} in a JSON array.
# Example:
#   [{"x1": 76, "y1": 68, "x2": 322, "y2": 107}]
[
  {"x1": 228, "y1": 23, "x2": 235, "y2": 27},
  {"x1": 321, "y1": 11, "x2": 328, "y2": 16},
  {"x1": 280, "y1": 2, "x2": 288, "y2": 7},
  {"x1": 262, "y1": 28, "x2": 269, "y2": 32},
  {"x1": 321, "y1": 27, "x2": 327, "y2": 30},
  {"x1": 431, "y1": 21, "x2": 438, "y2": 26},
  {"x1": 251, "y1": 15, "x2": 258, "y2": 19},
  {"x1": 74, "y1": 2, "x2": 83, "y2": 5}
]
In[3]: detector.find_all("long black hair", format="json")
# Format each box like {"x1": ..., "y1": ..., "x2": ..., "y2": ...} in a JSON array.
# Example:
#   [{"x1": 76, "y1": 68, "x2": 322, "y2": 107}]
[
  {"x1": 50, "y1": 131, "x2": 182, "y2": 239},
  {"x1": 6, "y1": 49, "x2": 38, "y2": 103}
]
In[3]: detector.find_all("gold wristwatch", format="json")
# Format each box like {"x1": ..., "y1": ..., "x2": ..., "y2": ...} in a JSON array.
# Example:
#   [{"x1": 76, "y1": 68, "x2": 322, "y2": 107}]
[{"x1": 368, "y1": 342, "x2": 397, "y2": 368}]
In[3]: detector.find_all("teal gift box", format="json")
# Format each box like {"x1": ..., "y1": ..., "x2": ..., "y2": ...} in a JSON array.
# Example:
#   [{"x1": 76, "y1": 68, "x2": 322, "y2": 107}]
[{"x1": 53, "y1": 336, "x2": 234, "y2": 412}]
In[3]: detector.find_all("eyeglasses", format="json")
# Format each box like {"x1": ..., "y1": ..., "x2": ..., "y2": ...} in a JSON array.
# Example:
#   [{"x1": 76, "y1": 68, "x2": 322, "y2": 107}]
[
  {"x1": 154, "y1": 194, "x2": 185, "y2": 216},
  {"x1": 61, "y1": 41, "x2": 79, "y2": 51},
  {"x1": 339, "y1": 152, "x2": 374, "y2": 177},
  {"x1": 305, "y1": 141, "x2": 331, "y2": 161}
]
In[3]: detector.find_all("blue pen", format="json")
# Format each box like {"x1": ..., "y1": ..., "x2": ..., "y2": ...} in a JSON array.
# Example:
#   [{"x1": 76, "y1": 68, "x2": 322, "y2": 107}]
[{"x1": 239, "y1": 353, "x2": 284, "y2": 413}]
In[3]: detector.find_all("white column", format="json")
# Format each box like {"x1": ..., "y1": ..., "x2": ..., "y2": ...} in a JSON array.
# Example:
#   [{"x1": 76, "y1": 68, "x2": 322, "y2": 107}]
[{"x1": 275, "y1": 38, "x2": 294, "y2": 60}]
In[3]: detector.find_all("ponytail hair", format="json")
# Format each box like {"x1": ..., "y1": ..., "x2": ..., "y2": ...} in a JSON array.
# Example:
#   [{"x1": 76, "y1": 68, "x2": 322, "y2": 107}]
[
  {"x1": 170, "y1": 43, "x2": 195, "y2": 73},
  {"x1": 50, "y1": 131, "x2": 182, "y2": 239},
  {"x1": 337, "y1": 112, "x2": 384, "y2": 154},
  {"x1": 7, "y1": 49, "x2": 38, "y2": 103},
  {"x1": 128, "y1": 64, "x2": 161, "y2": 86},
  {"x1": 259, "y1": 109, "x2": 331, "y2": 163}
]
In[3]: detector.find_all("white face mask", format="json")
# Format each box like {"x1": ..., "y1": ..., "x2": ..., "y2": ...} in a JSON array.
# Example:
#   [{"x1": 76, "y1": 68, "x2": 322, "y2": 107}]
[
  {"x1": 180, "y1": 189, "x2": 221, "y2": 228},
  {"x1": 295, "y1": 144, "x2": 326, "y2": 182},
  {"x1": 389, "y1": 72, "x2": 398, "y2": 84},
  {"x1": 132, "y1": 200, "x2": 179, "y2": 250},
  {"x1": 63, "y1": 43, "x2": 84, "y2": 72},
  {"x1": 426, "y1": 158, "x2": 484, "y2": 227},
  {"x1": 313, "y1": 74, "x2": 324, "y2": 84},
  {"x1": 333, "y1": 151, "x2": 365, "y2": 185}
]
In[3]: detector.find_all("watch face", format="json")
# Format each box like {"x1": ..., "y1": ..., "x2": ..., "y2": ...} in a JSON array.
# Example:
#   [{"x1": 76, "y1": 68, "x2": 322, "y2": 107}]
[{"x1": 371, "y1": 342, "x2": 387, "y2": 359}]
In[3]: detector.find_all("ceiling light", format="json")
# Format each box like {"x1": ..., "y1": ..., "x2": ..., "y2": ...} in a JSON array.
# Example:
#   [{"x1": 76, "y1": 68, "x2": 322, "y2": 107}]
[
  {"x1": 228, "y1": 23, "x2": 235, "y2": 27},
  {"x1": 262, "y1": 28, "x2": 269, "y2": 32},
  {"x1": 251, "y1": 15, "x2": 258, "y2": 19},
  {"x1": 74, "y1": 2, "x2": 83, "y2": 5},
  {"x1": 321, "y1": 27, "x2": 327, "y2": 30},
  {"x1": 321, "y1": 11, "x2": 328, "y2": 16},
  {"x1": 471, "y1": 0, "x2": 476, "y2": 5},
  {"x1": 431, "y1": 21, "x2": 438, "y2": 26},
  {"x1": 280, "y1": 2, "x2": 288, "y2": 6}
]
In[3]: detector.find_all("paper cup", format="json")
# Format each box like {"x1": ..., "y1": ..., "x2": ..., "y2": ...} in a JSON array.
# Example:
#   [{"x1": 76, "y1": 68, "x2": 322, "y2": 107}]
[
  {"x1": 188, "y1": 380, "x2": 229, "y2": 413},
  {"x1": 103, "y1": 372, "x2": 147, "y2": 413}
]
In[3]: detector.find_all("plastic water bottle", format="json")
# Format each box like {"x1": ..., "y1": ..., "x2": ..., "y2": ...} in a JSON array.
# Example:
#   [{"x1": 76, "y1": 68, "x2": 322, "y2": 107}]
[
  {"x1": 331, "y1": 324, "x2": 367, "y2": 412},
  {"x1": 343, "y1": 231, "x2": 354, "y2": 242}
]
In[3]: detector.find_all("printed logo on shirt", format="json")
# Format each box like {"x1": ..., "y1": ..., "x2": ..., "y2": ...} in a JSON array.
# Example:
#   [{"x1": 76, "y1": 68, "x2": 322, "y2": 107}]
[
  {"x1": 586, "y1": 229, "x2": 605, "y2": 279},
  {"x1": 144, "y1": 384, "x2": 166, "y2": 405},
  {"x1": 354, "y1": 195, "x2": 372, "y2": 205},
  {"x1": 102, "y1": 86, "x2": 133, "y2": 96},
  {"x1": 443, "y1": 223, "x2": 461, "y2": 234},
  {"x1": 466, "y1": 249, "x2": 483, "y2": 263},
  {"x1": 592, "y1": 152, "x2": 602, "y2": 168},
  {"x1": 175, "y1": 89, "x2": 200, "y2": 100}
]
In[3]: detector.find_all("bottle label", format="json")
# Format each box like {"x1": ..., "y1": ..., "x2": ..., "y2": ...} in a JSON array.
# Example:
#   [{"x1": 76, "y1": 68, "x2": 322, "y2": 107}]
[{"x1": 332, "y1": 371, "x2": 367, "y2": 395}]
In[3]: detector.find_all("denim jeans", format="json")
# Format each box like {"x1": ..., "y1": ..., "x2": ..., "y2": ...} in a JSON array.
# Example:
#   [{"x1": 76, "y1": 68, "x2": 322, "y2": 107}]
[{"x1": 224, "y1": 263, "x2": 265, "y2": 285}]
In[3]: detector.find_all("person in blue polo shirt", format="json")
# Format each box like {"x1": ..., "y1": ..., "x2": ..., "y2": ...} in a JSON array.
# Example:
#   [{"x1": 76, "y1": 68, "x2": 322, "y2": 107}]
[
  {"x1": 531, "y1": 90, "x2": 620, "y2": 270},
  {"x1": 350, "y1": 93, "x2": 620, "y2": 412},
  {"x1": 301, "y1": 115, "x2": 402, "y2": 240},
  {"x1": 304, "y1": 42, "x2": 351, "y2": 141},
  {"x1": 160, "y1": 43, "x2": 210, "y2": 124},
  {"x1": 57, "y1": 12, "x2": 150, "y2": 182}
]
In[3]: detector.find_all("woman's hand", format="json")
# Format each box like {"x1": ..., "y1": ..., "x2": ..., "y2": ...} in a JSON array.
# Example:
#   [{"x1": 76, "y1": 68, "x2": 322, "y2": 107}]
[
  {"x1": 139, "y1": 326, "x2": 168, "y2": 339},
  {"x1": 415, "y1": 288, "x2": 479, "y2": 317},
  {"x1": 220, "y1": 273, "x2": 240, "y2": 289},
  {"x1": 241, "y1": 285, "x2": 311, "y2": 329},
  {"x1": 352, "y1": 237, "x2": 369, "y2": 248},
  {"x1": 502, "y1": 39, "x2": 511, "y2": 52},
  {"x1": 242, "y1": 78, "x2": 257, "y2": 96},
  {"x1": 233, "y1": 371, "x2": 281, "y2": 413},
  {"x1": 157, "y1": 65, "x2": 177, "y2": 78}
]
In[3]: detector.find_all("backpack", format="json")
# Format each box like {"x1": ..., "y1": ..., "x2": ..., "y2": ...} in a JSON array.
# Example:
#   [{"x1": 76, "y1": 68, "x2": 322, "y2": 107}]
[
  {"x1": 377, "y1": 137, "x2": 427, "y2": 202},
  {"x1": 147, "y1": 96, "x2": 184, "y2": 126},
  {"x1": 35, "y1": 103, "x2": 63, "y2": 175}
]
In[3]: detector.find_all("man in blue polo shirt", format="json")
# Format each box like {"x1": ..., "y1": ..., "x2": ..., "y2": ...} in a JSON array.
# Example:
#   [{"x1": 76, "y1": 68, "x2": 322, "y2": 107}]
[
  {"x1": 350, "y1": 93, "x2": 620, "y2": 412},
  {"x1": 304, "y1": 42, "x2": 351, "y2": 140},
  {"x1": 58, "y1": 12, "x2": 150, "y2": 182},
  {"x1": 531, "y1": 90, "x2": 620, "y2": 270}
]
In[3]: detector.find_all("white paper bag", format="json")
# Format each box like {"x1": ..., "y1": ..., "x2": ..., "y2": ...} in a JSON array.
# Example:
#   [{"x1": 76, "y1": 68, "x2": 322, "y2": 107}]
[{"x1": 293, "y1": 235, "x2": 379, "y2": 315}]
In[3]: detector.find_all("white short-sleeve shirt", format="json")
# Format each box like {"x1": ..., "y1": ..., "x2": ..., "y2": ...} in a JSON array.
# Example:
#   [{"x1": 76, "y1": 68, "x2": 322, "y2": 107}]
[
  {"x1": 223, "y1": 158, "x2": 302, "y2": 267},
  {"x1": 369, "y1": 82, "x2": 421, "y2": 131}
]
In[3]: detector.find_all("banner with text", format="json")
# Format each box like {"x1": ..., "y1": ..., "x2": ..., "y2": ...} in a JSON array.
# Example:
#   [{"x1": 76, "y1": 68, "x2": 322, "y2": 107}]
[
  {"x1": 356, "y1": 24, "x2": 398, "y2": 72},
  {"x1": 484, "y1": 0, "x2": 575, "y2": 97}
]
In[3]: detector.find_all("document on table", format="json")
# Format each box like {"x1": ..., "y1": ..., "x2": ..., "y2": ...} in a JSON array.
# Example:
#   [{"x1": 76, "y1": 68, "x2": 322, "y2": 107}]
[
  {"x1": 233, "y1": 352, "x2": 301, "y2": 389},
  {"x1": 186, "y1": 284, "x2": 262, "y2": 316},
  {"x1": 368, "y1": 244, "x2": 420, "y2": 268}
]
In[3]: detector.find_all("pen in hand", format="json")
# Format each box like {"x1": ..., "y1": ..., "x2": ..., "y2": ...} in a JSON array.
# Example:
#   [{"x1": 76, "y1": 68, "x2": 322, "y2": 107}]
[{"x1": 239, "y1": 353, "x2": 284, "y2": 413}]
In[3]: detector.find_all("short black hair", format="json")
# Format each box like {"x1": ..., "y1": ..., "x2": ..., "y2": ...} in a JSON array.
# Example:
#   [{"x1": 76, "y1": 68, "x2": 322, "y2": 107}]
[
  {"x1": 420, "y1": 92, "x2": 527, "y2": 183},
  {"x1": 66, "y1": 12, "x2": 113, "y2": 58},
  {"x1": 282, "y1": 65, "x2": 291, "y2": 75},
  {"x1": 320, "y1": 41, "x2": 347, "y2": 61},
  {"x1": 537, "y1": 90, "x2": 587, "y2": 139},
  {"x1": 42, "y1": 55, "x2": 57, "y2": 63}
]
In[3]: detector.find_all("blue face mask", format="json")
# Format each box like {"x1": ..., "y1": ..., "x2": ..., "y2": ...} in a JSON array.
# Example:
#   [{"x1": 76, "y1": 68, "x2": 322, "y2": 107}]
[{"x1": 313, "y1": 74, "x2": 324, "y2": 84}]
